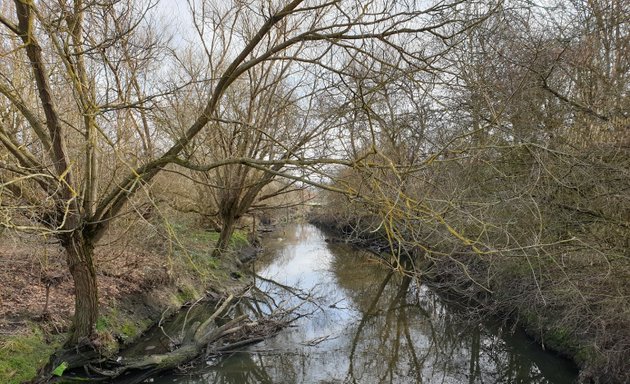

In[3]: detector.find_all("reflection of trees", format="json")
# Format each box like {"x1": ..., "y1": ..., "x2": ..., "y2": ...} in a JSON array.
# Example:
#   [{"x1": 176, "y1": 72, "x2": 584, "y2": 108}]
[
  {"x1": 328, "y1": 243, "x2": 457, "y2": 383},
  {"x1": 344, "y1": 271, "x2": 434, "y2": 384},
  {"x1": 254, "y1": 224, "x2": 323, "y2": 275},
  {"x1": 161, "y1": 225, "x2": 575, "y2": 384},
  {"x1": 205, "y1": 353, "x2": 275, "y2": 384},
  {"x1": 168, "y1": 352, "x2": 276, "y2": 384},
  {"x1": 480, "y1": 326, "x2": 576, "y2": 384},
  {"x1": 328, "y1": 242, "x2": 571, "y2": 384}
]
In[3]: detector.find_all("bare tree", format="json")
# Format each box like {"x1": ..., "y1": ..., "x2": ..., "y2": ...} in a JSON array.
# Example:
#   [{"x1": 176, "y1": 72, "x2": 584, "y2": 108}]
[
  {"x1": 175, "y1": 53, "x2": 331, "y2": 253},
  {"x1": 0, "y1": 0, "x2": 174, "y2": 344},
  {"x1": 0, "y1": 0, "x2": 495, "y2": 349},
  {"x1": 316, "y1": 1, "x2": 629, "y2": 380}
]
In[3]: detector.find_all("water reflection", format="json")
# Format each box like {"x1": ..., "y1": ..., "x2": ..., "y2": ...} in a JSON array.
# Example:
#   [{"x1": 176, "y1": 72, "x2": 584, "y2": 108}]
[{"x1": 153, "y1": 224, "x2": 577, "y2": 384}]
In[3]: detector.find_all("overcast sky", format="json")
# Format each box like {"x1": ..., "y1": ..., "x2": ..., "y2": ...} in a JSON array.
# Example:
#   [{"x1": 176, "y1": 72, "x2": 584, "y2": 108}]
[{"x1": 152, "y1": 0, "x2": 196, "y2": 45}]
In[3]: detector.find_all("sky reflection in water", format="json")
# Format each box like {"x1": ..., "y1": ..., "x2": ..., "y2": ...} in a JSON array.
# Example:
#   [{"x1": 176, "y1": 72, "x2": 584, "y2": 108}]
[{"x1": 153, "y1": 224, "x2": 578, "y2": 384}]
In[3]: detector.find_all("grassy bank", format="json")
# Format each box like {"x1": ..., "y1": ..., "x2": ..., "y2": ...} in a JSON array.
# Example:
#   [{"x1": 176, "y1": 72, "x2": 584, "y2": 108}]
[
  {"x1": 0, "y1": 216, "x2": 250, "y2": 384},
  {"x1": 0, "y1": 329, "x2": 64, "y2": 384}
]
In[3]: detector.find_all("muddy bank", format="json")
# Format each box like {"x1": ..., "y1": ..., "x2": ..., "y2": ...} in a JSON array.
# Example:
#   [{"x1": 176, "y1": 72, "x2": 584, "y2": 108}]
[
  {"x1": 29, "y1": 262, "x2": 251, "y2": 383},
  {"x1": 44, "y1": 286, "x2": 297, "y2": 384},
  {"x1": 0, "y1": 221, "x2": 256, "y2": 384},
  {"x1": 27, "y1": 235, "x2": 294, "y2": 383}
]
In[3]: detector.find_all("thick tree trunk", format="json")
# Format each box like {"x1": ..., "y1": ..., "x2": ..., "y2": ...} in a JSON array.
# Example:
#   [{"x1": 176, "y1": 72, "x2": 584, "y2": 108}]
[
  {"x1": 62, "y1": 231, "x2": 99, "y2": 346},
  {"x1": 214, "y1": 215, "x2": 237, "y2": 256}
]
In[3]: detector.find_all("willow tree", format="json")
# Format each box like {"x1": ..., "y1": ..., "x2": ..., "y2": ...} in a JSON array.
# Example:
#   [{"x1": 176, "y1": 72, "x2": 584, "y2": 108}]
[
  {"x1": 0, "y1": 0, "x2": 173, "y2": 344},
  {"x1": 193, "y1": 66, "x2": 326, "y2": 253},
  {"x1": 0, "y1": 0, "x2": 493, "y2": 348},
  {"x1": 172, "y1": 49, "x2": 337, "y2": 253}
]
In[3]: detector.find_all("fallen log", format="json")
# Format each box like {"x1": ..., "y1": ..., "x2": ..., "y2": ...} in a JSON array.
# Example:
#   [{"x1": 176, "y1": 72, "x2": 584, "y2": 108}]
[
  {"x1": 37, "y1": 292, "x2": 296, "y2": 384},
  {"x1": 83, "y1": 295, "x2": 239, "y2": 379}
]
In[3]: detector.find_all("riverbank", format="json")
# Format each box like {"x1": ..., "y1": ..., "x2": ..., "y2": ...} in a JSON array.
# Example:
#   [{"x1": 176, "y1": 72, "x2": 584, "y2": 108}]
[
  {"x1": 0, "y1": 219, "x2": 251, "y2": 384},
  {"x1": 150, "y1": 223, "x2": 578, "y2": 384},
  {"x1": 310, "y1": 218, "x2": 629, "y2": 384}
]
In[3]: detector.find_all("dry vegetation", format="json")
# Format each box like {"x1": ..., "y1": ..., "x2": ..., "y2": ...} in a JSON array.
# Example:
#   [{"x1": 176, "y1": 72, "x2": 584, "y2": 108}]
[
  {"x1": 311, "y1": 1, "x2": 629, "y2": 380},
  {"x1": 0, "y1": 207, "x2": 250, "y2": 384},
  {"x1": 1, "y1": 0, "x2": 628, "y2": 382},
  {"x1": 316, "y1": 141, "x2": 630, "y2": 383}
]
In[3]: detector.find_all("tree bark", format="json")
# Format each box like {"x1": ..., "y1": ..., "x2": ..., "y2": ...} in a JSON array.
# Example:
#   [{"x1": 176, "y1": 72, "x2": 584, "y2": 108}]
[
  {"x1": 214, "y1": 214, "x2": 238, "y2": 256},
  {"x1": 62, "y1": 231, "x2": 98, "y2": 346},
  {"x1": 14, "y1": 0, "x2": 99, "y2": 346}
]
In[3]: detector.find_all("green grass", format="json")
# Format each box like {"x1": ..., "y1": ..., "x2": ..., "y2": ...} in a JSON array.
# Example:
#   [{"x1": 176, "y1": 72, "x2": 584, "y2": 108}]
[
  {"x1": 170, "y1": 223, "x2": 249, "y2": 251},
  {"x1": 93, "y1": 306, "x2": 150, "y2": 352},
  {"x1": 176, "y1": 283, "x2": 201, "y2": 304},
  {"x1": 0, "y1": 328, "x2": 63, "y2": 384},
  {"x1": 95, "y1": 315, "x2": 110, "y2": 332},
  {"x1": 120, "y1": 321, "x2": 139, "y2": 340},
  {"x1": 167, "y1": 222, "x2": 249, "y2": 279},
  {"x1": 229, "y1": 230, "x2": 249, "y2": 248}
]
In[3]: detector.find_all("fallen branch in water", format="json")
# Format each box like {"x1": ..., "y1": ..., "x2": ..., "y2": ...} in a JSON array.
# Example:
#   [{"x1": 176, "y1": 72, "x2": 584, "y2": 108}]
[
  {"x1": 46, "y1": 286, "x2": 310, "y2": 384},
  {"x1": 36, "y1": 276, "x2": 324, "y2": 384},
  {"x1": 84, "y1": 294, "x2": 239, "y2": 379}
]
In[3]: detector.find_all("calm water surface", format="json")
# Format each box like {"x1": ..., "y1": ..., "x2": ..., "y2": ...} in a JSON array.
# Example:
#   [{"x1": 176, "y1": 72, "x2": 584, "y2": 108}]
[{"x1": 152, "y1": 224, "x2": 578, "y2": 384}]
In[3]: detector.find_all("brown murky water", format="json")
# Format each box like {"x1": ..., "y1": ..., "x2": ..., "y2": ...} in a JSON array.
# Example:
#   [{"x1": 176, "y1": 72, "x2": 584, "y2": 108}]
[{"x1": 152, "y1": 223, "x2": 578, "y2": 384}]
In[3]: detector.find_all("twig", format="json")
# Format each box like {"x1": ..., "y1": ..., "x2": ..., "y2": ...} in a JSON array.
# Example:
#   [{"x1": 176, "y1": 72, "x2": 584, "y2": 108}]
[{"x1": 180, "y1": 295, "x2": 206, "y2": 341}]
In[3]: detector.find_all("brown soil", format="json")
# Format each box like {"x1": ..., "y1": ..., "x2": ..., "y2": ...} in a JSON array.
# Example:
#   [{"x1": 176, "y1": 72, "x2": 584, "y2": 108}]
[{"x1": 0, "y1": 234, "x2": 169, "y2": 338}]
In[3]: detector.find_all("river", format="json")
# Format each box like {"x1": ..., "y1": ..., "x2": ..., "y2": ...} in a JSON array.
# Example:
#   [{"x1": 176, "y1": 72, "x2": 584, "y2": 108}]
[{"x1": 152, "y1": 223, "x2": 578, "y2": 384}]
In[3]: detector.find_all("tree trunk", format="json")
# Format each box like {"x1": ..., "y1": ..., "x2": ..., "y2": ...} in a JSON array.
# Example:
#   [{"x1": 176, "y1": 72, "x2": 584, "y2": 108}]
[
  {"x1": 214, "y1": 215, "x2": 237, "y2": 256},
  {"x1": 62, "y1": 231, "x2": 99, "y2": 346}
]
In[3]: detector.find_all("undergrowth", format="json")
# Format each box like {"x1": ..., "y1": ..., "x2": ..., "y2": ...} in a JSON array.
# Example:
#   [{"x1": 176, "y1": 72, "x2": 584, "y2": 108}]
[{"x1": 0, "y1": 328, "x2": 63, "y2": 384}]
